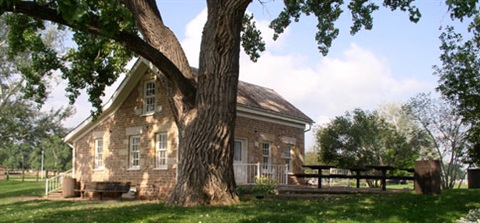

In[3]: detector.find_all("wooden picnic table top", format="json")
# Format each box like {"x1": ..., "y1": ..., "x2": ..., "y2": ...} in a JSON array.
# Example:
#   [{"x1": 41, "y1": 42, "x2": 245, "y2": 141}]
[
  {"x1": 349, "y1": 167, "x2": 372, "y2": 172},
  {"x1": 399, "y1": 168, "x2": 415, "y2": 172},
  {"x1": 365, "y1": 165, "x2": 396, "y2": 171},
  {"x1": 302, "y1": 165, "x2": 336, "y2": 170}
]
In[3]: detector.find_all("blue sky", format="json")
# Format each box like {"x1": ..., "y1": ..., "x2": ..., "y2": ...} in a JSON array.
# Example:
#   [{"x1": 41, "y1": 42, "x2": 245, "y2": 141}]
[{"x1": 51, "y1": 1, "x2": 472, "y2": 150}]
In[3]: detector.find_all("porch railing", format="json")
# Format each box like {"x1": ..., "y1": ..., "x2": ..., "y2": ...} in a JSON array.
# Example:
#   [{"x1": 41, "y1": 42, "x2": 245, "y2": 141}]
[
  {"x1": 45, "y1": 169, "x2": 72, "y2": 197},
  {"x1": 233, "y1": 163, "x2": 289, "y2": 185}
]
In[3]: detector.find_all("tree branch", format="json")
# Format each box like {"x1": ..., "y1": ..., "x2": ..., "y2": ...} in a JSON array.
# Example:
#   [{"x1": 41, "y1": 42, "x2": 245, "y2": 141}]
[{"x1": 2, "y1": 1, "x2": 196, "y2": 107}]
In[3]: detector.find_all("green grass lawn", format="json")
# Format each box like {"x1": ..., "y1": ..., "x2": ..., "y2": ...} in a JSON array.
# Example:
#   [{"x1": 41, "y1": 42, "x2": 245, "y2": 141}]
[{"x1": 0, "y1": 180, "x2": 479, "y2": 223}]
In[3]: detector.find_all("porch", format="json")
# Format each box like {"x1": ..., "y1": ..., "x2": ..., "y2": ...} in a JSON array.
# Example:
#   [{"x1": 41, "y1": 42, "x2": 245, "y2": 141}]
[{"x1": 233, "y1": 163, "x2": 290, "y2": 185}]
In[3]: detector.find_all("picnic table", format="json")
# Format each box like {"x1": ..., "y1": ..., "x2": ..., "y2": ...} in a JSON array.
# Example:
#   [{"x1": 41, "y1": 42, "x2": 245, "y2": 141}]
[
  {"x1": 297, "y1": 165, "x2": 414, "y2": 191},
  {"x1": 302, "y1": 165, "x2": 336, "y2": 188},
  {"x1": 366, "y1": 165, "x2": 395, "y2": 191},
  {"x1": 349, "y1": 167, "x2": 372, "y2": 188}
]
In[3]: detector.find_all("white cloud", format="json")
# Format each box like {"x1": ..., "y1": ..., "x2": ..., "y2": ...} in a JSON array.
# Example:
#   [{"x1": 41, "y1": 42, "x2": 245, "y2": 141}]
[
  {"x1": 239, "y1": 43, "x2": 434, "y2": 150},
  {"x1": 181, "y1": 8, "x2": 207, "y2": 68}
]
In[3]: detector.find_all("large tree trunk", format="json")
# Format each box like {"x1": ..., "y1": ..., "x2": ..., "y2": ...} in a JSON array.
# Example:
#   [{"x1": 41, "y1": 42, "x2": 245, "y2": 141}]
[
  {"x1": 169, "y1": 0, "x2": 251, "y2": 206},
  {"x1": 124, "y1": 0, "x2": 252, "y2": 206}
]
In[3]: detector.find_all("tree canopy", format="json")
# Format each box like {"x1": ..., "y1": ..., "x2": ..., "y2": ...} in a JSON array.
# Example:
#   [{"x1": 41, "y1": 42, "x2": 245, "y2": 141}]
[
  {"x1": 1, "y1": 0, "x2": 478, "y2": 206},
  {"x1": 316, "y1": 108, "x2": 426, "y2": 168}
]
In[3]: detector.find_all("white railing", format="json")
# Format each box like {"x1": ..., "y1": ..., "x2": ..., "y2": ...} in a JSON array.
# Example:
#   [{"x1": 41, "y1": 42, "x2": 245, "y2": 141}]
[
  {"x1": 233, "y1": 163, "x2": 289, "y2": 185},
  {"x1": 45, "y1": 169, "x2": 72, "y2": 197}
]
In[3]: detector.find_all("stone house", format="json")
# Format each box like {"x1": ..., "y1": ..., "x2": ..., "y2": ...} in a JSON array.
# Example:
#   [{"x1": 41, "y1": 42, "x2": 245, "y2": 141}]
[{"x1": 64, "y1": 58, "x2": 313, "y2": 199}]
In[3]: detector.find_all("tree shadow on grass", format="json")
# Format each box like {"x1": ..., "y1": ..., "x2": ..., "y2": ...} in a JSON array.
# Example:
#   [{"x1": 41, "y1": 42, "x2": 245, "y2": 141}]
[
  {"x1": 0, "y1": 181, "x2": 45, "y2": 199},
  {"x1": 1, "y1": 190, "x2": 480, "y2": 223}
]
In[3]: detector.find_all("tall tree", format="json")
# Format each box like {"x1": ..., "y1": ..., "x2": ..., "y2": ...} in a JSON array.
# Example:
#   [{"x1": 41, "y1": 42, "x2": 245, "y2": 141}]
[
  {"x1": 435, "y1": 23, "x2": 480, "y2": 166},
  {"x1": 404, "y1": 93, "x2": 471, "y2": 189},
  {"x1": 0, "y1": 0, "x2": 474, "y2": 206}
]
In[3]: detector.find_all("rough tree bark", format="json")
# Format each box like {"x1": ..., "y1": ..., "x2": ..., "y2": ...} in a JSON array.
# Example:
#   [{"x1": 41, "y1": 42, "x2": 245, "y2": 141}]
[
  {"x1": 169, "y1": 0, "x2": 251, "y2": 206},
  {"x1": 126, "y1": 0, "x2": 251, "y2": 206}
]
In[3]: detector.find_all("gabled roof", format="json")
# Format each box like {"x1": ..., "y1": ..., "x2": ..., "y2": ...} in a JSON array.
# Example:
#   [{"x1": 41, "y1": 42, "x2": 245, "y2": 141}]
[
  {"x1": 237, "y1": 81, "x2": 312, "y2": 124},
  {"x1": 65, "y1": 58, "x2": 313, "y2": 143}
]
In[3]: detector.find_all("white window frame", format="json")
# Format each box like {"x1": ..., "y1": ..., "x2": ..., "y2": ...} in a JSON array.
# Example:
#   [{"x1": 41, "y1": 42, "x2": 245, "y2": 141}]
[
  {"x1": 144, "y1": 81, "x2": 156, "y2": 114},
  {"x1": 129, "y1": 135, "x2": 141, "y2": 170},
  {"x1": 94, "y1": 139, "x2": 104, "y2": 170},
  {"x1": 261, "y1": 142, "x2": 271, "y2": 171},
  {"x1": 155, "y1": 133, "x2": 168, "y2": 169},
  {"x1": 283, "y1": 144, "x2": 293, "y2": 173}
]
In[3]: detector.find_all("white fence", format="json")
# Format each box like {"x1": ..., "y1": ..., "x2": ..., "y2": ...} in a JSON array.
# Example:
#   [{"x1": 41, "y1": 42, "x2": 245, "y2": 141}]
[
  {"x1": 45, "y1": 169, "x2": 72, "y2": 197},
  {"x1": 233, "y1": 163, "x2": 289, "y2": 185}
]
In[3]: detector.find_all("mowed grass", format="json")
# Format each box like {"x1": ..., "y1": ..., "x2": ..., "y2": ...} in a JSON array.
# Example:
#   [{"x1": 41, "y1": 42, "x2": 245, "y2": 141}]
[{"x1": 0, "y1": 180, "x2": 479, "y2": 223}]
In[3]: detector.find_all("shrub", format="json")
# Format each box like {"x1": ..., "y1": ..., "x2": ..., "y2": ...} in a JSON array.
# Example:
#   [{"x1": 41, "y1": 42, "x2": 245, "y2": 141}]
[{"x1": 252, "y1": 176, "x2": 279, "y2": 195}]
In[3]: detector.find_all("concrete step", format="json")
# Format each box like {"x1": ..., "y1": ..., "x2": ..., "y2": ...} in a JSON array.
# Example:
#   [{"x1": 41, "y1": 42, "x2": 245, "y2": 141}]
[{"x1": 46, "y1": 191, "x2": 63, "y2": 199}]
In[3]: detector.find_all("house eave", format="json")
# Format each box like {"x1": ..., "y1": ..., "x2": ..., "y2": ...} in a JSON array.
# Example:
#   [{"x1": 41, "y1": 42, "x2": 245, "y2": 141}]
[{"x1": 236, "y1": 105, "x2": 313, "y2": 129}]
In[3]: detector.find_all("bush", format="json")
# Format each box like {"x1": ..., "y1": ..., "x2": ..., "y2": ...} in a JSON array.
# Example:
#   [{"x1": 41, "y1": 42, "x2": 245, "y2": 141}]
[
  {"x1": 457, "y1": 208, "x2": 480, "y2": 223},
  {"x1": 252, "y1": 176, "x2": 279, "y2": 195}
]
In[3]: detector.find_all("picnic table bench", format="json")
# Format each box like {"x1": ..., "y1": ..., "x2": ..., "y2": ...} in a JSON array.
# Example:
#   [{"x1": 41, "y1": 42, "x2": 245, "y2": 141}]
[
  {"x1": 78, "y1": 181, "x2": 131, "y2": 200},
  {"x1": 295, "y1": 165, "x2": 414, "y2": 190}
]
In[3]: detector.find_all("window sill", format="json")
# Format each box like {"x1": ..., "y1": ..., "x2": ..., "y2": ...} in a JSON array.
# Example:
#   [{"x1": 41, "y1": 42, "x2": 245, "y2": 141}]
[
  {"x1": 154, "y1": 166, "x2": 168, "y2": 170},
  {"x1": 127, "y1": 168, "x2": 140, "y2": 171},
  {"x1": 93, "y1": 168, "x2": 104, "y2": 172},
  {"x1": 141, "y1": 112, "x2": 155, "y2": 117}
]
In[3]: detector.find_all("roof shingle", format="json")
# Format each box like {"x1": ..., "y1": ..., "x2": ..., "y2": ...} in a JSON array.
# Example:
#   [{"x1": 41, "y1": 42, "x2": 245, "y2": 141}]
[{"x1": 237, "y1": 81, "x2": 313, "y2": 123}]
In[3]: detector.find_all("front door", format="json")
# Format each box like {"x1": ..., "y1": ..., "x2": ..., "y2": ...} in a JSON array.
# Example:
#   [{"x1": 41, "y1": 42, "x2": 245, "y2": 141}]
[{"x1": 233, "y1": 139, "x2": 248, "y2": 184}]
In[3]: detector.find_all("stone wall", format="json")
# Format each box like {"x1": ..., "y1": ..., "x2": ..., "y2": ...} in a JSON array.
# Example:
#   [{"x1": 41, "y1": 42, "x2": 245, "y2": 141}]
[{"x1": 74, "y1": 71, "x2": 178, "y2": 200}]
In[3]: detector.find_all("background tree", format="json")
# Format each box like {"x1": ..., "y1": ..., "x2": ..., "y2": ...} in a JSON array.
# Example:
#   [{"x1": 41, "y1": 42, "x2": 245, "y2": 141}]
[
  {"x1": 316, "y1": 108, "x2": 424, "y2": 169},
  {"x1": 0, "y1": 14, "x2": 72, "y2": 171},
  {"x1": 305, "y1": 149, "x2": 321, "y2": 166},
  {"x1": 1, "y1": 0, "x2": 476, "y2": 206},
  {"x1": 404, "y1": 92, "x2": 471, "y2": 189},
  {"x1": 435, "y1": 25, "x2": 480, "y2": 167}
]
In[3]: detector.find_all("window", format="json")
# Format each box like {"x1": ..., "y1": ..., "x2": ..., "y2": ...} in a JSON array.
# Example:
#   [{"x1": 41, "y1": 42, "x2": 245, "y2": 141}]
[
  {"x1": 283, "y1": 145, "x2": 293, "y2": 172},
  {"x1": 129, "y1": 136, "x2": 141, "y2": 169},
  {"x1": 155, "y1": 133, "x2": 168, "y2": 169},
  {"x1": 144, "y1": 81, "x2": 156, "y2": 114},
  {"x1": 261, "y1": 142, "x2": 271, "y2": 170},
  {"x1": 234, "y1": 141, "x2": 242, "y2": 162},
  {"x1": 94, "y1": 139, "x2": 104, "y2": 169}
]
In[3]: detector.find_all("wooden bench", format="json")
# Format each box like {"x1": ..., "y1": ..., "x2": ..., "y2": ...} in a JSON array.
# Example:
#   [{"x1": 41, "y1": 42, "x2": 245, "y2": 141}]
[{"x1": 79, "y1": 181, "x2": 131, "y2": 200}]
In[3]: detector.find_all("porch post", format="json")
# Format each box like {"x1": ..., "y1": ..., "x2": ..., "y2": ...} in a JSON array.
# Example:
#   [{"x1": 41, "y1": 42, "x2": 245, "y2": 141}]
[
  {"x1": 285, "y1": 164, "x2": 289, "y2": 185},
  {"x1": 256, "y1": 162, "x2": 261, "y2": 181}
]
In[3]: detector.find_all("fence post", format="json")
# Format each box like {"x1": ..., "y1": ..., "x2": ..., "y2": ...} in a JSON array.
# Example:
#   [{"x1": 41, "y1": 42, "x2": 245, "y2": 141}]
[{"x1": 45, "y1": 179, "x2": 48, "y2": 197}]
